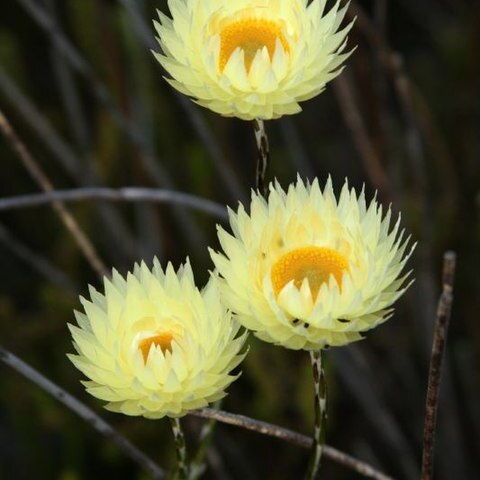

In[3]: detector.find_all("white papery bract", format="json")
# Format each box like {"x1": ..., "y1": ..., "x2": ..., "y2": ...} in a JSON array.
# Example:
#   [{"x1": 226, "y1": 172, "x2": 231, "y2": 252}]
[
  {"x1": 154, "y1": 0, "x2": 354, "y2": 120},
  {"x1": 68, "y1": 259, "x2": 247, "y2": 418},
  {"x1": 211, "y1": 178, "x2": 415, "y2": 350}
]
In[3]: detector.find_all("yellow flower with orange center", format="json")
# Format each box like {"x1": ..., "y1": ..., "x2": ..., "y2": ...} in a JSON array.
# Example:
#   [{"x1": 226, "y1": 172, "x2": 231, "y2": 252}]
[
  {"x1": 210, "y1": 177, "x2": 415, "y2": 350},
  {"x1": 271, "y1": 246, "x2": 349, "y2": 299},
  {"x1": 153, "y1": 0, "x2": 354, "y2": 120},
  {"x1": 218, "y1": 18, "x2": 290, "y2": 73},
  {"x1": 68, "y1": 260, "x2": 247, "y2": 418}
]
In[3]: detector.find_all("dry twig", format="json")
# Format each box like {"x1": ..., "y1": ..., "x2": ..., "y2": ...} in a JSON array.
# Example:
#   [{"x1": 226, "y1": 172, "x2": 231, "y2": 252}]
[
  {"x1": 0, "y1": 109, "x2": 108, "y2": 279},
  {"x1": 14, "y1": 0, "x2": 209, "y2": 255},
  {"x1": 192, "y1": 408, "x2": 394, "y2": 480},
  {"x1": 0, "y1": 346, "x2": 165, "y2": 480},
  {"x1": 421, "y1": 251, "x2": 456, "y2": 480},
  {"x1": 0, "y1": 188, "x2": 228, "y2": 221},
  {"x1": 0, "y1": 342, "x2": 394, "y2": 480},
  {"x1": 0, "y1": 68, "x2": 139, "y2": 258}
]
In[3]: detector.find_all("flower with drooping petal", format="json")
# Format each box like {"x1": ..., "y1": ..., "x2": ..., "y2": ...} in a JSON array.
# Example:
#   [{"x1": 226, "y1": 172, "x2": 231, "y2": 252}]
[
  {"x1": 153, "y1": 0, "x2": 354, "y2": 120},
  {"x1": 68, "y1": 259, "x2": 247, "y2": 418},
  {"x1": 210, "y1": 177, "x2": 415, "y2": 350}
]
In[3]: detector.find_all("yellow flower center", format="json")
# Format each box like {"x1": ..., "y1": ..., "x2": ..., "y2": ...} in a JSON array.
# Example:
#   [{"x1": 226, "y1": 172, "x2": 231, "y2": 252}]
[
  {"x1": 271, "y1": 246, "x2": 349, "y2": 300},
  {"x1": 219, "y1": 18, "x2": 289, "y2": 72},
  {"x1": 138, "y1": 332, "x2": 174, "y2": 363}
]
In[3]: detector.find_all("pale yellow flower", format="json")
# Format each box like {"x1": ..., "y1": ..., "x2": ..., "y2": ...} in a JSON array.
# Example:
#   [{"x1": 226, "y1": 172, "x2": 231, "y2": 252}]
[
  {"x1": 210, "y1": 178, "x2": 415, "y2": 350},
  {"x1": 154, "y1": 0, "x2": 353, "y2": 120},
  {"x1": 68, "y1": 259, "x2": 247, "y2": 418}
]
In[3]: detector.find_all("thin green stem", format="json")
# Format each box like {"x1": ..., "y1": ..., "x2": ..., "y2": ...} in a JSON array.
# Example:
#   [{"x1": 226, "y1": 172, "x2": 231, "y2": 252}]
[
  {"x1": 169, "y1": 417, "x2": 189, "y2": 480},
  {"x1": 305, "y1": 350, "x2": 327, "y2": 480},
  {"x1": 252, "y1": 118, "x2": 270, "y2": 197},
  {"x1": 189, "y1": 400, "x2": 221, "y2": 479}
]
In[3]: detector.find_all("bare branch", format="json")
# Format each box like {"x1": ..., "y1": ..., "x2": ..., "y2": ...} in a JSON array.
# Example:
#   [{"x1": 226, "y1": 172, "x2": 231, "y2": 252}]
[
  {"x1": 0, "y1": 188, "x2": 228, "y2": 221},
  {"x1": 0, "y1": 109, "x2": 108, "y2": 279},
  {"x1": 421, "y1": 251, "x2": 456, "y2": 480},
  {"x1": 0, "y1": 343, "x2": 392, "y2": 480},
  {"x1": 14, "y1": 0, "x2": 210, "y2": 255},
  {"x1": 15, "y1": 0, "x2": 245, "y2": 203},
  {"x1": 0, "y1": 345, "x2": 165, "y2": 480},
  {"x1": 0, "y1": 68, "x2": 139, "y2": 258},
  {"x1": 191, "y1": 409, "x2": 394, "y2": 480}
]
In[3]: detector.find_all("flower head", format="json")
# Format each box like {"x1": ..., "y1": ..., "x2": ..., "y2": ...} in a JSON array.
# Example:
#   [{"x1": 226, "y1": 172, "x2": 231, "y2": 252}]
[
  {"x1": 210, "y1": 178, "x2": 415, "y2": 350},
  {"x1": 154, "y1": 0, "x2": 353, "y2": 120},
  {"x1": 68, "y1": 259, "x2": 247, "y2": 418}
]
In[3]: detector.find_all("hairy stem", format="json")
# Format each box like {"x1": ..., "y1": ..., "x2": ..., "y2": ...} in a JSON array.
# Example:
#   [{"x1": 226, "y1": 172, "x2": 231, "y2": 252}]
[
  {"x1": 305, "y1": 350, "x2": 327, "y2": 480},
  {"x1": 252, "y1": 118, "x2": 270, "y2": 197},
  {"x1": 0, "y1": 345, "x2": 164, "y2": 479},
  {"x1": 169, "y1": 417, "x2": 189, "y2": 479}
]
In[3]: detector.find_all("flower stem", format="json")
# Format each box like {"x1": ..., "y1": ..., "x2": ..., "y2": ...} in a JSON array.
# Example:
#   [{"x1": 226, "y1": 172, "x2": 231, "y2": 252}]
[
  {"x1": 305, "y1": 349, "x2": 327, "y2": 480},
  {"x1": 169, "y1": 416, "x2": 189, "y2": 480},
  {"x1": 189, "y1": 400, "x2": 221, "y2": 479},
  {"x1": 252, "y1": 118, "x2": 270, "y2": 197}
]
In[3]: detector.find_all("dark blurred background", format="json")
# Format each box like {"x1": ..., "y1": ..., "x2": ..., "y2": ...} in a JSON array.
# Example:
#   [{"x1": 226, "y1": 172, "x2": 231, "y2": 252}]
[{"x1": 0, "y1": 0, "x2": 479, "y2": 479}]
